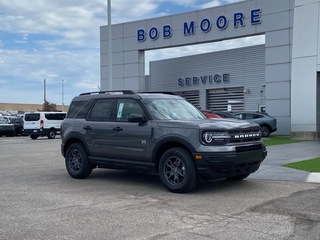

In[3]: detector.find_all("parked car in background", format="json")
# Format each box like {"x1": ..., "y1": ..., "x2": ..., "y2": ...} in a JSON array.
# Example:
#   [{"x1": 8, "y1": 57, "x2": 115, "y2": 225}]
[
  {"x1": 233, "y1": 111, "x2": 277, "y2": 137},
  {"x1": 214, "y1": 111, "x2": 236, "y2": 118},
  {"x1": 23, "y1": 112, "x2": 66, "y2": 139},
  {"x1": 201, "y1": 110, "x2": 221, "y2": 119},
  {"x1": 10, "y1": 117, "x2": 24, "y2": 135},
  {"x1": 0, "y1": 117, "x2": 15, "y2": 137},
  {"x1": 201, "y1": 110, "x2": 235, "y2": 119}
]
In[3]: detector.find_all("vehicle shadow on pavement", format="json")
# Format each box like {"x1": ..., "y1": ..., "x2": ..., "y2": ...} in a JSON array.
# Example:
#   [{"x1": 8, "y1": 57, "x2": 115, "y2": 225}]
[{"x1": 85, "y1": 169, "x2": 261, "y2": 194}]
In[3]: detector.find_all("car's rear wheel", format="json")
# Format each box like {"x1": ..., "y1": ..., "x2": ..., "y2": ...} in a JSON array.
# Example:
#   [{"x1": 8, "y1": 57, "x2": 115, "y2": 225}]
[
  {"x1": 65, "y1": 143, "x2": 92, "y2": 179},
  {"x1": 260, "y1": 125, "x2": 270, "y2": 137},
  {"x1": 226, "y1": 173, "x2": 250, "y2": 181},
  {"x1": 47, "y1": 129, "x2": 56, "y2": 139},
  {"x1": 159, "y1": 147, "x2": 198, "y2": 193},
  {"x1": 30, "y1": 134, "x2": 39, "y2": 140}
]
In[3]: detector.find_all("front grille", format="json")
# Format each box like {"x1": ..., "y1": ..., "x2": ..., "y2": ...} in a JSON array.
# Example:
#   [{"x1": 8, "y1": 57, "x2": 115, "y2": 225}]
[
  {"x1": 228, "y1": 129, "x2": 261, "y2": 143},
  {"x1": 236, "y1": 144, "x2": 263, "y2": 153}
]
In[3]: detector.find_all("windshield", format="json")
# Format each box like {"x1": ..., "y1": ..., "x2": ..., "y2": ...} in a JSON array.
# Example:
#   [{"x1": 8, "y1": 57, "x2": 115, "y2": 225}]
[{"x1": 142, "y1": 98, "x2": 206, "y2": 120}]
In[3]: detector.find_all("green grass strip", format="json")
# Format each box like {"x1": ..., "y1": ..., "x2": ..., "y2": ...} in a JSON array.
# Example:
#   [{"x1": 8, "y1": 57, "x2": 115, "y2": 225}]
[
  {"x1": 283, "y1": 158, "x2": 320, "y2": 172},
  {"x1": 263, "y1": 136, "x2": 304, "y2": 146}
]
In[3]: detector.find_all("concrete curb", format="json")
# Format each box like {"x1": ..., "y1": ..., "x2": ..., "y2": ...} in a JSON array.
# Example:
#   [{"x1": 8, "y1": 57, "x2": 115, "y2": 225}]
[
  {"x1": 250, "y1": 141, "x2": 320, "y2": 184},
  {"x1": 306, "y1": 173, "x2": 320, "y2": 183}
]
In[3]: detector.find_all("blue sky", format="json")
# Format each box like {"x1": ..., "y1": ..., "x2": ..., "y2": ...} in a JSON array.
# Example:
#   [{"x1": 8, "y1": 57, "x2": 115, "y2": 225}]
[{"x1": 0, "y1": 0, "x2": 263, "y2": 106}]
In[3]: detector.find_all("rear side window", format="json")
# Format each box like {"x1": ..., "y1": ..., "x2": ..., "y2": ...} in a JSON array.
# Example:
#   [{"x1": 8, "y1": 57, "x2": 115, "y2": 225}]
[
  {"x1": 45, "y1": 113, "x2": 66, "y2": 120},
  {"x1": 253, "y1": 114, "x2": 263, "y2": 119},
  {"x1": 25, "y1": 114, "x2": 40, "y2": 121},
  {"x1": 67, "y1": 100, "x2": 88, "y2": 118}
]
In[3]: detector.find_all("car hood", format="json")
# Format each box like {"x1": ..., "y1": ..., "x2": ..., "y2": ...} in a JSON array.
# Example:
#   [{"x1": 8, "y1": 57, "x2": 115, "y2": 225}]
[{"x1": 156, "y1": 118, "x2": 259, "y2": 131}]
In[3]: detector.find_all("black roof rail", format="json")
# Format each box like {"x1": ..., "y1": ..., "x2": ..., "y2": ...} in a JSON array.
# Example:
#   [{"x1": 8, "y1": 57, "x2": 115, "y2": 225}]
[
  {"x1": 79, "y1": 90, "x2": 135, "y2": 96},
  {"x1": 138, "y1": 91, "x2": 176, "y2": 95}
]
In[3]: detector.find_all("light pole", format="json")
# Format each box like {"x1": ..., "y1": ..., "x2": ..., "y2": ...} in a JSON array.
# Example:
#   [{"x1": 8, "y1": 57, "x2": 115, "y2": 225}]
[
  {"x1": 62, "y1": 80, "x2": 64, "y2": 112},
  {"x1": 107, "y1": 0, "x2": 112, "y2": 90}
]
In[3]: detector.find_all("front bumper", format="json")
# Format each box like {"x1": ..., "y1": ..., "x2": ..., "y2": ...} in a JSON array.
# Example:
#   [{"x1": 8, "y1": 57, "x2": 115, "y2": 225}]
[{"x1": 193, "y1": 144, "x2": 267, "y2": 180}]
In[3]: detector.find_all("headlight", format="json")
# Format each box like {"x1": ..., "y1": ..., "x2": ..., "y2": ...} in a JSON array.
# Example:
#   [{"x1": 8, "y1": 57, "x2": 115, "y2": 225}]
[{"x1": 202, "y1": 131, "x2": 230, "y2": 145}]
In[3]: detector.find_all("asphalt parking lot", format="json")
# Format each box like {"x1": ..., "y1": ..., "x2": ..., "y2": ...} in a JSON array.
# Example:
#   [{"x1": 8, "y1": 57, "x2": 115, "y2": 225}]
[{"x1": 1, "y1": 136, "x2": 320, "y2": 240}]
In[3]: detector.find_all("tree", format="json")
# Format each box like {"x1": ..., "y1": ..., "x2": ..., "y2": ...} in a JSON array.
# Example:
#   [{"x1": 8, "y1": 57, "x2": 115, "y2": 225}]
[{"x1": 39, "y1": 100, "x2": 58, "y2": 112}]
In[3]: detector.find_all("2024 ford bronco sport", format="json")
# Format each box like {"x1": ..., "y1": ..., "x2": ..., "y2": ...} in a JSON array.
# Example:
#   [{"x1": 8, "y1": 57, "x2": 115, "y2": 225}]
[{"x1": 61, "y1": 91, "x2": 267, "y2": 193}]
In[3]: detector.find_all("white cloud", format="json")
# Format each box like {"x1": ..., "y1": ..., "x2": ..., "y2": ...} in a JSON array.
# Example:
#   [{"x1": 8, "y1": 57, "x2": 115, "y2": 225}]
[
  {"x1": 0, "y1": 0, "x2": 261, "y2": 105},
  {"x1": 199, "y1": 0, "x2": 242, "y2": 8}
]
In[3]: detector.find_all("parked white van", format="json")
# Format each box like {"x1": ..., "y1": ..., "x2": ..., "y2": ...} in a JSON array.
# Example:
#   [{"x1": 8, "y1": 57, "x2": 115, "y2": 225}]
[{"x1": 23, "y1": 112, "x2": 66, "y2": 139}]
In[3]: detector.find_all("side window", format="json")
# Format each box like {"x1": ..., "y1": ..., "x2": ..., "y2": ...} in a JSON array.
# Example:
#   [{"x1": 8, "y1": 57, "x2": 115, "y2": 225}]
[
  {"x1": 67, "y1": 101, "x2": 87, "y2": 118},
  {"x1": 253, "y1": 114, "x2": 263, "y2": 119},
  {"x1": 235, "y1": 113, "x2": 243, "y2": 120},
  {"x1": 45, "y1": 113, "x2": 66, "y2": 120},
  {"x1": 89, "y1": 99, "x2": 114, "y2": 121},
  {"x1": 116, "y1": 99, "x2": 144, "y2": 122},
  {"x1": 76, "y1": 101, "x2": 92, "y2": 119},
  {"x1": 244, "y1": 114, "x2": 254, "y2": 119}
]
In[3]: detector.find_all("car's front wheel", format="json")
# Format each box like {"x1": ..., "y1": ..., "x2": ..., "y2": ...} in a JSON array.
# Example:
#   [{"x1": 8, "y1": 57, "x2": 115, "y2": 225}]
[
  {"x1": 260, "y1": 125, "x2": 270, "y2": 137},
  {"x1": 159, "y1": 147, "x2": 198, "y2": 193},
  {"x1": 65, "y1": 143, "x2": 92, "y2": 179}
]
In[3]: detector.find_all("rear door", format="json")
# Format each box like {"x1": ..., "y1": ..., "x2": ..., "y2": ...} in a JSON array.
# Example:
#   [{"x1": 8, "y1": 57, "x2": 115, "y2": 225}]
[
  {"x1": 23, "y1": 113, "x2": 40, "y2": 130},
  {"x1": 83, "y1": 98, "x2": 115, "y2": 157}
]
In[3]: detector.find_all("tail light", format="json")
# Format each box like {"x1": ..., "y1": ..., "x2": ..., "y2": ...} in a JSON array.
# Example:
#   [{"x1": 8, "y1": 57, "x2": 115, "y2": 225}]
[{"x1": 40, "y1": 120, "x2": 44, "y2": 129}]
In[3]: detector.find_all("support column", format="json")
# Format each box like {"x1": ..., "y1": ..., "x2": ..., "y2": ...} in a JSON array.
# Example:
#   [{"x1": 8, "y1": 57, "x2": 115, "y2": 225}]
[{"x1": 291, "y1": 0, "x2": 320, "y2": 140}]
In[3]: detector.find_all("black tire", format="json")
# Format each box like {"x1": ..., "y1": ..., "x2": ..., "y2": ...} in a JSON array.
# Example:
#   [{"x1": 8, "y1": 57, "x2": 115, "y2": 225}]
[
  {"x1": 47, "y1": 129, "x2": 56, "y2": 139},
  {"x1": 159, "y1": 147, "x2": 198, "y2": 193},
  {"x1": 226, "y1": 173, "x2": 250, "y2": 181},
  {"x1": 260, "y1": 125, "x2": 270, "y2": 137},
  {"x1": 30, "y1": 134, "x2": 39, "y2": 140},
  {"x1": 65, "y1": 143, "x2": 92, "y2": 179},
  {"x1": 6, "y1": 131, "x2": 15, "y2": 137}
]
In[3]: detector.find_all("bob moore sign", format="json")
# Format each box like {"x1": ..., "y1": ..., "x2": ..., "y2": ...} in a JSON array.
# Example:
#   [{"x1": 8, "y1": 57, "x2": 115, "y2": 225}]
[{"x1": 137, "y1": 9, "x2": 262, "y2": 42}]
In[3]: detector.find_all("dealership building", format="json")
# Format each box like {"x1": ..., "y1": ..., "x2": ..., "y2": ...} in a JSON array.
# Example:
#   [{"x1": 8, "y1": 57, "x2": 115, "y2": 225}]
[{"x1": 100, "y1": 0, "x2": 320, "y2": 140}]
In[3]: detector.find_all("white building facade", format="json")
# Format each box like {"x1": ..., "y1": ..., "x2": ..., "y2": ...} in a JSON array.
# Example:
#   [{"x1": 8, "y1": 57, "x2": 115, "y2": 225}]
[{"x1": 100, "y1": 0, "x2": 320, "y2": 140}]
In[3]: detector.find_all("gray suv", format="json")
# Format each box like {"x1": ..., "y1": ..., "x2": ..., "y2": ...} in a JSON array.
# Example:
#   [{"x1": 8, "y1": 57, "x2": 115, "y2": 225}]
[{"x1": 61, "y1": 91, "x2": 267, "y2": 193}]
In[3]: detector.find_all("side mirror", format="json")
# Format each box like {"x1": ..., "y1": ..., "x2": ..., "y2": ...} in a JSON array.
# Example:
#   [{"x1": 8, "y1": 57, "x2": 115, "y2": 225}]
[{"x1": 128, "y1": 113, "x2": 147, "y2": 123}]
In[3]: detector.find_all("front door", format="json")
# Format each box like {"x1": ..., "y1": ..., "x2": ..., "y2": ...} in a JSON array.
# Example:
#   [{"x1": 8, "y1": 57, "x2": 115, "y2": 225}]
[{"x1": 107, "y1": 99, "x2": 152, "y2": 161}]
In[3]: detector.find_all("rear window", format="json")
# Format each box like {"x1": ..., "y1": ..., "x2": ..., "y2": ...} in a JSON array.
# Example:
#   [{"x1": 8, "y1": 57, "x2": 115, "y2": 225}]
[{"x1": 25, "y1": 114, "x2": 40, "y2": 121}]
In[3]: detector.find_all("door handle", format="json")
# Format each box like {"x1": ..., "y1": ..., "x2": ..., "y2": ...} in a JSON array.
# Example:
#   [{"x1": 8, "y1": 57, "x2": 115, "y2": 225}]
[
  {"x1": 83, "y1": 126, "x2": 92, "y2": 130},
  {"x1": 113, "y1": 127, "x2": 123, "y2": 132}
]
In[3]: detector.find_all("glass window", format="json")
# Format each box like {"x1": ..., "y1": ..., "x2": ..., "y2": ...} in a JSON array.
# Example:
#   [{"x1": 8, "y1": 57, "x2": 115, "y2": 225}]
[
  {"x1": 253, "y1": 114, "x2": 263, "y2": 119},
  {"x1": 67, "y1": 100, "x2": 88, "y2": 118},
  {"x1": 45, "y1": 113, "x2": 66, "y2": 120},
  {"x1": 89, "y1": 99, "x2": 114, "y2": 121},
  {"x1": 142, "y1": 98, "x2": 205, "y2": 120},
  {"x1": 116, "y1": 99, "x2": 145, "y2": 122},
  {"x1": 24, "y1": 114, "x2": 40, "y2": 121}
]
